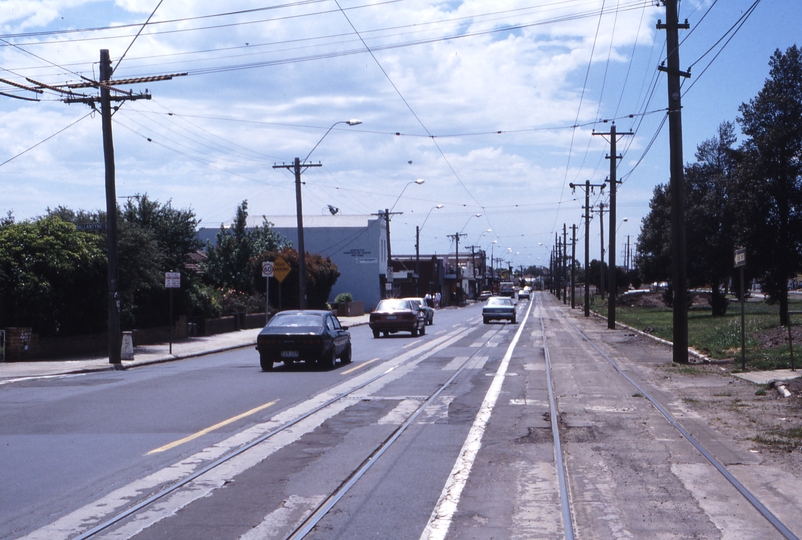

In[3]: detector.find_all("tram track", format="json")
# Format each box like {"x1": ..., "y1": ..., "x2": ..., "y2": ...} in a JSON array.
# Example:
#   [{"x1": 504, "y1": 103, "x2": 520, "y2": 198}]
[
  {"x1": 62, "y1": 318, "x2": 512, "y2": 540},
  {"x1": 544, "y1": 296, "x2": 798, "y2": 540}
]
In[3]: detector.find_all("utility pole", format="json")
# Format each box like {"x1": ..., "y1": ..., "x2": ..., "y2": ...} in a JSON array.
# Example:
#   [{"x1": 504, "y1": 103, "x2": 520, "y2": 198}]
[
  {"x1": 467, "y1": 245, "x2": 480, "y2": 299},
  {"x1": 415, "y1": 226, "x2": 421, "y2": 296},
  {"x1": 372, "y1": 209, "x2": 402, "y2": 298},
  {"x1": 556, "y1": 233, "x2": 562, "y2": 300},
  {"x1": 659, "y1": 0, "x2": 690, "y2": 362},
  {"x1": 570, "y1": 180, "x2": 605, "y2": 316},
  {"x1": 447, "y1": 232, "x2": 467, "y2": 304},
  {"x1": 596, "y1": 203, "x2": 606, "y2": 300},
  {"x1": 61, "y1": 50, "x2": 183, "y2": 364},
  {"x1": 563, "y1": 223, "x2": 568, "y2": 304},
  {"x1": 594, "y1": 123, "x2": 633, "y2": 330},
  {"x1": 571, "y1": 224, "x2": 577, "y2": 309},
  {"x1": 273, "y1": 158, "x2": 322, "y2": 309}
]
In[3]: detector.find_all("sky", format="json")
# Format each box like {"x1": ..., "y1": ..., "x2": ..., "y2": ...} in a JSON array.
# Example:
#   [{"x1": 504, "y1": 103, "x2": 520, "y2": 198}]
[{"x1": 0, "y1": 0, "x2": 799, "y2": 271}]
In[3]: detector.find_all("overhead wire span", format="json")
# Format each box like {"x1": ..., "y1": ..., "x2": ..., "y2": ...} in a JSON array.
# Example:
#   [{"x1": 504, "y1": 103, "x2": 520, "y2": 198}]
[{"x1": 0, "y1": 112, "x2": 93, "y2": 168}]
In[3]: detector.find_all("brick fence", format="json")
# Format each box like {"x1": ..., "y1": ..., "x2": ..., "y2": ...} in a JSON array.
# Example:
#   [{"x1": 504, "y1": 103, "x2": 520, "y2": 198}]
[{"x1": 3, "y1": 312, "x2": 267, "y2": 361}]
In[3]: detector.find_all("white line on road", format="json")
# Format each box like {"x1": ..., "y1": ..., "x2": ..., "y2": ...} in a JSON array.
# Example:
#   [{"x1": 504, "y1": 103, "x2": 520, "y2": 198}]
[{"x1": 420, "y1": 301, "x2": 533, "y2": 540}]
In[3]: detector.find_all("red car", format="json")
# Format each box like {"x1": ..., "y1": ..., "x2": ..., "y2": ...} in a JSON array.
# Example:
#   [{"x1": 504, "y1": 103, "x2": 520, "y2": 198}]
[{"x1": 369, "y1": 298, "x2": 426, "y2": 338}]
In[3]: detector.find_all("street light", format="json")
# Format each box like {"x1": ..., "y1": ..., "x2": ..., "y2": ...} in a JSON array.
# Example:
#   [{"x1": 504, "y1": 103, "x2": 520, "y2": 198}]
[
  {"x1": 416, "y1": 204, "x2": 443, "y2": 295},
  {"x1": 384, "y1": 178, "x2": 425, "y2": 297},
  {"x1": 460, "y1": 213, "x2": 482, "y2": 233},
  {"x1": 390, "y1": 178, "x2": 425, "y2": 212},
  {"x1": 274, "y1": 119, "x2": 361, "y2": 309},
  {"x1": 476, "y1": 228, "x2": 492, "y2": 244}
]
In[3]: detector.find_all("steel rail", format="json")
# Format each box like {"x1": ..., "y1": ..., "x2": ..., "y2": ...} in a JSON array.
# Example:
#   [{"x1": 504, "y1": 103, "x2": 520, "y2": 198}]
[
  {"x1": 72, "y1": 322, "x2": 482, "y2": 539},
  {"x1": 286, "y1": 323, "x2": 507, "y2": 539},
  {"x1": 73, "y1": 325, "x2": 473, "y2": 539},
  {"x1": 539, "y1": 299, "x2": 576, "y2": 540},
  {"x1": 558, "y1": 309, "x2": 798, "y2": 540}
]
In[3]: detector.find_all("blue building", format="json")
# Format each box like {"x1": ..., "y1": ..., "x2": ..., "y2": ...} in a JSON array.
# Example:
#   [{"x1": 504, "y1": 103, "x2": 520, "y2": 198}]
[{"x1": 198, "y1": 214, "x2": 386, "y2": 310}]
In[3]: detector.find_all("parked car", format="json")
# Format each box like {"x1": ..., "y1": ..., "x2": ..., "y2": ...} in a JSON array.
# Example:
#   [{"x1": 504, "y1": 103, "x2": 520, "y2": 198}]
[
  {"x1": 256, "y1": 310, "x2": 351, "y2": 371},
  {"x1": 370, "y1": 298, "x2": 426, "y2": 338},
  {"x1": 478, "y1": 290, "x2": 492, "y2": 300},
  {"x1": 483, "y1": 296, "x2": 517, "y2": 324},
  {"x1": 405, "y1": 297, "x2": 434, "y2": 325}
]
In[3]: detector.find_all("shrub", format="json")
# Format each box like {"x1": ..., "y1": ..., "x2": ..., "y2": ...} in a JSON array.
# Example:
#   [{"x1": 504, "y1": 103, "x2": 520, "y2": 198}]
[{"x1": 335, "y1": 292, "x2": 353, "y2": 304}]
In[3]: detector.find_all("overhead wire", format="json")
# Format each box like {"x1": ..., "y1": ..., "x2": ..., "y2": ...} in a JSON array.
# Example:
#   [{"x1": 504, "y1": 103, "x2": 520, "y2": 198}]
[{"x1": 0, "y1": 111, "x2": 93, "y2": 168}]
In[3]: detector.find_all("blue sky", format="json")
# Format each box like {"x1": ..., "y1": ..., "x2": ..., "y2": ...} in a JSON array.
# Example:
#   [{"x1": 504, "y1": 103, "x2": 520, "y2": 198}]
[{"x1": 0, "y1": 0, "x2": 798, "y2": 270}]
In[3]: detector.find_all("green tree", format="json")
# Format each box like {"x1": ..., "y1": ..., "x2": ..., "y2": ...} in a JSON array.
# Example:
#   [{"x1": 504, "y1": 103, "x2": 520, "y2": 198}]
[
  {"x1": 0, "y1": 216, "x2": 107, "y2": 335},
  {"x1": 636, "y1": 183, "x2": 672, "y2": 286},
  {"x1": 203, "y1": 200, "x2": 286, "y2": 295},
  {"x1": 47, "y1": 195, "x2": 202, "y2": 330},
  {"x1": 685, "y1": 122, "x2": 740, "y2": 315},
  {"x1": 637, "y1": 124, "x2": 741, "y2": 315},
  {"x1": 736, "y1": 45, "x2": 802, "y2": 325}
]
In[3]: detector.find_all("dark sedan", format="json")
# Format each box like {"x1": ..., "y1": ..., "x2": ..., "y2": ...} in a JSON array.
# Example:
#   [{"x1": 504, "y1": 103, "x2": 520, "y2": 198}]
[
  {"x1": 483, "y1": 296, "x2": 517, "y2": 324},
  {"x1": 369, "y1": 298, "x2": 426, "y2": 338},
  {"x1": 256, "y1": 310, "x2": 352, "y2": 371}
]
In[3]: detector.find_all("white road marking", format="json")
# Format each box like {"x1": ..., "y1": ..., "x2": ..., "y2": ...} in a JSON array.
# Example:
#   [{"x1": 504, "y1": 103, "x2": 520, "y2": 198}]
[
  {"x1": 24, "y1": 327, "x2": 475, "y2": 540},
  {"x1": 420, "y1": 302, "x2": 532, "y2": 540}
]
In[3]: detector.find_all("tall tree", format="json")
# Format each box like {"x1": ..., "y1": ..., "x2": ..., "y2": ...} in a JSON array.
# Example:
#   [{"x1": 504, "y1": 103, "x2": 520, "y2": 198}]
[
  {"x1": 639, "y1": 124, "x2": 744, "y2": 314},
  {"x1": 685, "y1": 122, "x2": 740, "y2": 315},
  {"x1": 636, "y1": 183, "x2": 672, "y2": 287},
  {"x1": 203, "y1": 200, "x2": 286, "y2": 294},
  {"x1": 0, "y1": 216, "x2": 107, "y2": 335},
  {"x1": 737, "y1": 45, "x2": 802, "y2": 325}
]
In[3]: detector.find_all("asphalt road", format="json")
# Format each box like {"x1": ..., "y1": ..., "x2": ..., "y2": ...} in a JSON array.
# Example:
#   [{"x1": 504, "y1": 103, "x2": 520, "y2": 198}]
[{"x1": 2, "y1": 294, "x2": 801, "y2": 539}]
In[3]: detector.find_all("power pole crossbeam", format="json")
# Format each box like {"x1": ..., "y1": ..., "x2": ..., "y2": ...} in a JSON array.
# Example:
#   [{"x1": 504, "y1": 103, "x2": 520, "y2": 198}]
[
  {"x1": 593, "y1": 124, "x2": 633, "y2": 329},
  {"x1": 570, "y1": 180, "x2": 605, "y2": 316}
]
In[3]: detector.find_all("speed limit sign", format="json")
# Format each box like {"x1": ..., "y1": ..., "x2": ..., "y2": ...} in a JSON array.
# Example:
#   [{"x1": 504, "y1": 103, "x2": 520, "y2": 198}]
[{"x1": 261, "y1": 261, "x2": 274, "y2": 278}]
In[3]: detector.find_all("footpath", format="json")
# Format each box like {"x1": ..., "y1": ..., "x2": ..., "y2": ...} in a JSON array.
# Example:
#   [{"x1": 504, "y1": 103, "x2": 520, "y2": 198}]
[{"x1": 0, "y1": 313, "x2": 371, "y2": 384}]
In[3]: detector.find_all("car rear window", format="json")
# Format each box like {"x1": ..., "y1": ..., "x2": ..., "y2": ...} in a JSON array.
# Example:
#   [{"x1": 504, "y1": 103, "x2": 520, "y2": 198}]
[
  {"x1": 487, "y1": 297, "x2": 512, "y2": 306},
  {"x1": 376, "y1": 299, "x2": 410, "y2": 311},
  {"x1": 269, "y1": 314, "x2": 324, "y2": 327}
]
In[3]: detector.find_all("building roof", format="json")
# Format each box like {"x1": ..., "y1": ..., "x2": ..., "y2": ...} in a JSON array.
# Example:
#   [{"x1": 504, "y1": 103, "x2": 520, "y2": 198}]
[{"x1": 245, "y1": 214, "x2": 379, "y2": 229}]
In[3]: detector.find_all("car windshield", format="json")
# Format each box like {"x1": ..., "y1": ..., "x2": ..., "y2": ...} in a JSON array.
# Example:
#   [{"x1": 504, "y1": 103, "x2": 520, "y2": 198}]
[
  {"x1": 268, "y1": 313, "x2": 324, "y2": 328},
  {"x1": 487, "y1": 297, "x2": 512, "y2": 306},
  {"x1": 376, "y1": 299, "x2": 411, "y2": 311}
]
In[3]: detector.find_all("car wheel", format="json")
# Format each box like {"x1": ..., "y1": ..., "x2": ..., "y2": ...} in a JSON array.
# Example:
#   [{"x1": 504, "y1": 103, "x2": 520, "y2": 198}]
[
  {"x1": 341, "y1": 344, "x2": 352, "y2": 364},
  {"x1": 373, "y1": 329, "x2": 380, "y2": 339},
  {"x1": 260, "y1": 354, "x2": 274, "y2": 371},
  {"x1": 483, "y1": 317, "x2": 489, "y2": 324},
  {"x1": 512, "y1": 315, "x2": 517, "y2": 324},
  {"x1": 420, "y1": 324, "x2": 426, "y2": 336},
  {"x1": 411, "y1": 326, "x2": 418, "y2": 337}
]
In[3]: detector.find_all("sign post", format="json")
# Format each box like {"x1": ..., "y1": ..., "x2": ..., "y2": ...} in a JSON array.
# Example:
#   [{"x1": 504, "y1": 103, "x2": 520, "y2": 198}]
[
  {"x1": 272, "y1": 256, "x2": 291, "y2": 311},
  {"x1": 734, "y1": 248, "x2": 746, "y2": 370},
  {"x1": 165, "y1": 272, "x2": 181, "y2": 354},
  {"x1": 262, "y1": 261, "x2": 274, "y2": 324}
]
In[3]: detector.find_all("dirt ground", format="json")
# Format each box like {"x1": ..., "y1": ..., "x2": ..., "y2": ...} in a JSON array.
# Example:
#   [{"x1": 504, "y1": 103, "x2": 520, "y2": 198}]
[
  {"x1": 606, "y1": 292, "x2": 802, "y2": 469},
  {"x1": 626, "y1": 326, "x2": 802, "y2": 472}
]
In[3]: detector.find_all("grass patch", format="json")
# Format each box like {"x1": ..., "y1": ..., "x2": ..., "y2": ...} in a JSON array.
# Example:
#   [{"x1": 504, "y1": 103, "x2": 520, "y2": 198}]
[
  {"x1": 610, "y1": 295, "x2": 802, "y2": 371},
  {"x1": 752, "y1": 427, "x2": 802, "y2": 452}
]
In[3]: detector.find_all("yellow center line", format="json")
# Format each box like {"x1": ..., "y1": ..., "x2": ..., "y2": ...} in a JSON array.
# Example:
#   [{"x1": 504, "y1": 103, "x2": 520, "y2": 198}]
[
  {"x1": 341, "y1": 357, "x2": 379, "y2": 375},
  {"x1": 146, "y1": 399, "x2": 279, "y2": 455}
]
